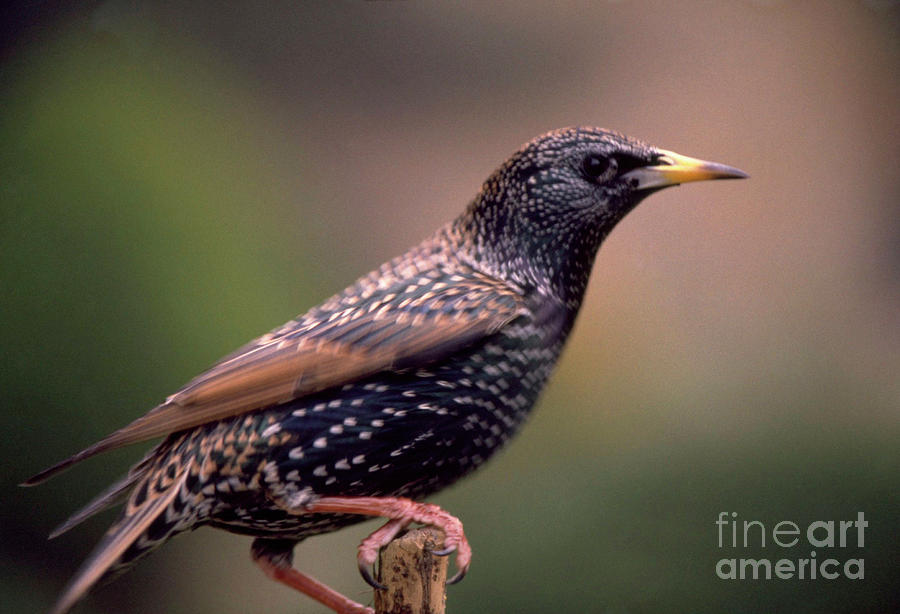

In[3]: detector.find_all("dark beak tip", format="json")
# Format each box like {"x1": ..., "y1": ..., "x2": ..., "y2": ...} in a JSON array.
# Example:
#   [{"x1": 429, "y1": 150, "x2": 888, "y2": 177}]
[{"x1": 707, "y1": 162, "x2": 749, "y2": 181}]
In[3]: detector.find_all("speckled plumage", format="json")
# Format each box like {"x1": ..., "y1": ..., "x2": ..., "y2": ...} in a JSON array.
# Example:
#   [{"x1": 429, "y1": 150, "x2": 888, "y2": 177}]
[{"x1": 25, "y1": 127, "x2": 746, "y2": 614}]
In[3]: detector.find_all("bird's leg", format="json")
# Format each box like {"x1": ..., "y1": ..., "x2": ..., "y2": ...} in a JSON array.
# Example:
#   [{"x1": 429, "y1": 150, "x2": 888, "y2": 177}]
[
  {"x1": 251, "y1": 538, "x2": 373, "y2": 614},
  {"x1": 304, "y1": 496, "x2": 471, "y2": 587}
]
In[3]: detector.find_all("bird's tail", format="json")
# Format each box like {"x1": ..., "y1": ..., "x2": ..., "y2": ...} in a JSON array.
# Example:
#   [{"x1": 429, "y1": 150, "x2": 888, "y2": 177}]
[{"x1": 50, "y1": 467, "x2": 190, "y2": 614}]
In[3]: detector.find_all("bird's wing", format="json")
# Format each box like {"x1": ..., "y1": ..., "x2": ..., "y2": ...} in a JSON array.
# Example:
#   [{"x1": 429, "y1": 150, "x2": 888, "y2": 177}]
[{"x1": 24, "y1": 271, "x2": 526, "y2": 485}]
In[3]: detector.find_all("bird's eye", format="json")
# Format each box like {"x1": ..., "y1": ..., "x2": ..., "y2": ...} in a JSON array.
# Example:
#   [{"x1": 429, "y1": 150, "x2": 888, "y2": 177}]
[{"x1": 581, "y1": 153, "x2": 613, "y2": 181}]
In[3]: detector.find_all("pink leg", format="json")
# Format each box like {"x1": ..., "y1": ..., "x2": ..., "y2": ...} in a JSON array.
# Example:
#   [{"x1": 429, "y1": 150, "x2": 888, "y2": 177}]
[
  {"x1": 252, "y1": 541, "x2": 373, "y2": 614},
  {"x1": 305, "y1": 496, "x2": 472, "y2": 585}
]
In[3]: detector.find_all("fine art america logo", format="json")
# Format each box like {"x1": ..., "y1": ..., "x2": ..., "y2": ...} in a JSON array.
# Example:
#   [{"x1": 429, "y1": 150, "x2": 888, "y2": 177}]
[{"x1": 715, "y1": 512, "x2": 867, "y2": 580}]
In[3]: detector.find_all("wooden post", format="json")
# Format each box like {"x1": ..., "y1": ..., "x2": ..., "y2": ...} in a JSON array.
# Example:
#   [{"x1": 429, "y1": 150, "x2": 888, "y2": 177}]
[{"x1": 374, "y1": 527, "x2": 448, "y2": 614}]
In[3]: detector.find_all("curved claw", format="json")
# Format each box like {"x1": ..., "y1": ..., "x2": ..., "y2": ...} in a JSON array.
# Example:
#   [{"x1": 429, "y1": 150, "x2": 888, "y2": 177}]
[
  {"x1": 446, "y1": 565, "x2": 468, "y2": 585},
  {"x1": 358, "y1": 561, "x2": 386, "y2": 590},
  {"x1": 430, "y1": 544, "x2": 456, "y2": 557},
  {"x1": 426, "y1": 540, "x2": 468, "y2": 585}
]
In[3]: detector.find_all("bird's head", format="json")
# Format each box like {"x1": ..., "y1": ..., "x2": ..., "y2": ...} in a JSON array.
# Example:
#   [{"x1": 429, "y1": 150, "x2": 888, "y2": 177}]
[{"x1": 455, "y1": 126, "x2": 747, "y2": 305}]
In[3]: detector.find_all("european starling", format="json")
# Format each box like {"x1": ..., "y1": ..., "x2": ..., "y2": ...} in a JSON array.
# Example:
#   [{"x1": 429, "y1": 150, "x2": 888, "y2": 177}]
[{"x1": 24, "y1": 127, "x2": 746, "y2": 614}]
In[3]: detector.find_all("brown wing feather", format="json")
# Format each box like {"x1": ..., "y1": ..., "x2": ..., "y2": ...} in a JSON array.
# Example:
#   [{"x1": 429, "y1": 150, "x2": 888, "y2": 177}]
[
  {"x1": 23, "y1": 279, "x2": 524, "y2": 486},
  {"x1": 47, "y1": 471, "x2": 142, "y2": 539},
  {"x1": 48, "y1": 469, "x2": 188, "y2": 614}
]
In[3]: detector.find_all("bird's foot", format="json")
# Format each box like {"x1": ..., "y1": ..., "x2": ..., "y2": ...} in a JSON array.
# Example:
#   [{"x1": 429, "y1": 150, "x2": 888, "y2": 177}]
[{"x1": 305, "y1": 496, "x2": 471, "y2": 588}]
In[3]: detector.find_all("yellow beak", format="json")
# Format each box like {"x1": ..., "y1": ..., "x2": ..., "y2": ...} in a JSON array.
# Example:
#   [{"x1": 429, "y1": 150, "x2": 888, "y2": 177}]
[{"x1": 622, "y1": 149, "x2": 748, "y2": 191}]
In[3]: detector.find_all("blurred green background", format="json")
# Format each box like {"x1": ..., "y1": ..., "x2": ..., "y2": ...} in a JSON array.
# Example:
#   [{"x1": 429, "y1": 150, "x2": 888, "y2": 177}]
[{"x1": 2, "y1": 2, "x2": 898, "y2": 613}]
